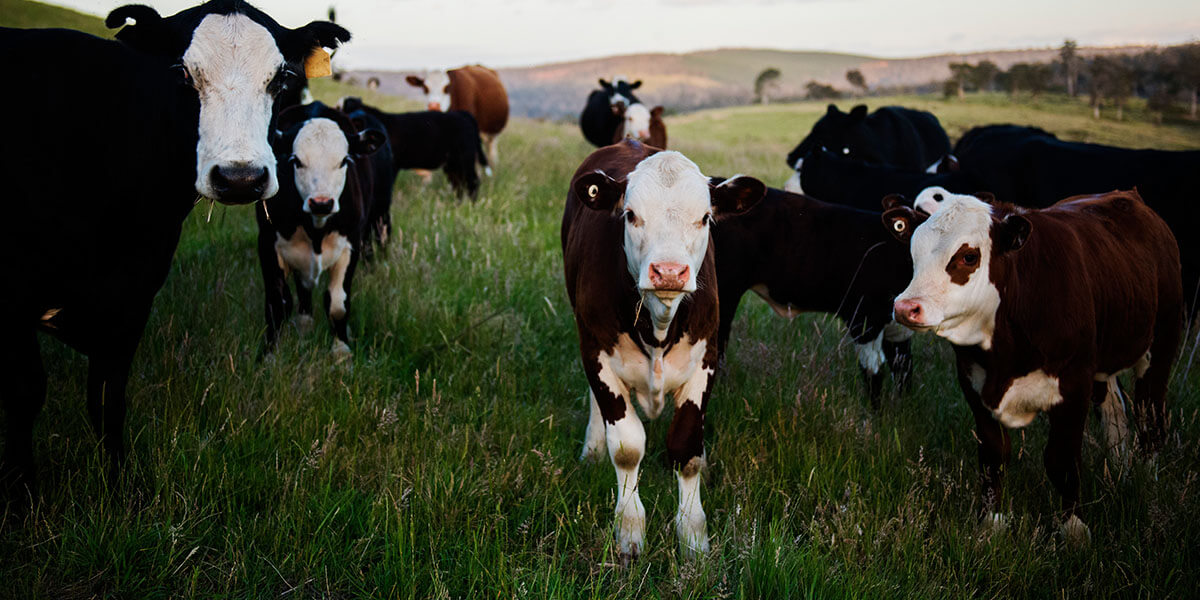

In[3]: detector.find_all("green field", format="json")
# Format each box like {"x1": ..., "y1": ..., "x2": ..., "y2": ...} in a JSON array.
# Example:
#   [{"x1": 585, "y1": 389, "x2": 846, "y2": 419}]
[{"x1": 5, "y1": 2, "x2": 1200, "y2": 598}]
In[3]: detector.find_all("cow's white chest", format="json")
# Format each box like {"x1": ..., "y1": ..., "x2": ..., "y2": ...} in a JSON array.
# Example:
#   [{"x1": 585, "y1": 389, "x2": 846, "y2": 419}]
[
  {"x1": 606, "y1": 333, "x2": 707, "y2": 418},
  {"x1": 993, "y1": 369, "x2": 1062, "y2": 428},
  {"x1": 275, "y1": 227, "x2": 351, "y2": 288}
]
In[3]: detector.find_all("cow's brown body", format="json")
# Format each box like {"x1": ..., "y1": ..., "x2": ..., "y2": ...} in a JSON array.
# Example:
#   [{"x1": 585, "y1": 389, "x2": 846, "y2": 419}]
[{"x1": 448, "y1": 65, "x2": 508, "y2": 137}]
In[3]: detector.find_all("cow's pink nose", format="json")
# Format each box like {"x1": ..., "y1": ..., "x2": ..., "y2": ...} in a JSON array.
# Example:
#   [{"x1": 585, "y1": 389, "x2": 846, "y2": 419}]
[
  {"x1": 893, "y1": 299, "x2": 924, "y2": 327},
  {"x1": 649, "y1": 262, "x2": 690, "y2": 290},
  {"x1": 428, "y1": 102, "x2": 442, "y2": 111},
  {"x1": 638, "y1": 130, "x2": 650, "y2": 139},
  {"x1": 308, "y1": 196, "x2": 335, "y2": 215}
]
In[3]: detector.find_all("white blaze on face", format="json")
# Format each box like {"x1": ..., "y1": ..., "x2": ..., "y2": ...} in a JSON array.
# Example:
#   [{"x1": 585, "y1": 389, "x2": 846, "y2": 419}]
[
  {"x1": 621, "y1": 103, "x2": 652, "y2": 140},
  {"x1": 422, "y1": 71, "x2": 451, "y2": 111},
  {"x1": 185, "y1": 14, "x2": 285, "y2": 199},
  {"x1": 895, "y1": 195, "x2": 1000, "y2": 348},
  {"x1": 915, "y1": 186, "x2": 964, "y2": 215},
  {"x1": 292, "y1": 118, "x2": 349, "y2": 224},
  {"x1": 609, "y1": 75, "x2": 632, "y2": 107}
]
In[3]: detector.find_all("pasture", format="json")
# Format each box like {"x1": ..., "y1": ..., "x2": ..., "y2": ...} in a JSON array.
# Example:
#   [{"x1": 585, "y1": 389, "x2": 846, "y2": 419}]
[{"x1": 3, "y1": 80, "x2": 1200, "y2": 597}]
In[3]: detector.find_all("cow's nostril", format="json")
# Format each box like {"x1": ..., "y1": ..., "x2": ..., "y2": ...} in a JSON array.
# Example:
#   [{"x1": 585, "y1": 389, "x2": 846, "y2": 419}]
[{"x1": 211, "y1": 165, "x2": 270, "y2": 204}]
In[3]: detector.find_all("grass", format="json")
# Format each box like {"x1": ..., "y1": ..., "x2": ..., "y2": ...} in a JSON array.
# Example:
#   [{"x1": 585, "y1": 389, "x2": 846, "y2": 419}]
[
  {"x1": 0, "y1": 0, "x2": 110, "y2": 38},
  {"x1": 2, "y1": 87, "x2": 1199, "y2": 597}
]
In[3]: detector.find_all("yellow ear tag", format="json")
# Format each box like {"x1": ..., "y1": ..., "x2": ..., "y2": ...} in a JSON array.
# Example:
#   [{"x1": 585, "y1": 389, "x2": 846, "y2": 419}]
[{"x1": 304, "y1": 47, "x2": 332, "y2": 79}]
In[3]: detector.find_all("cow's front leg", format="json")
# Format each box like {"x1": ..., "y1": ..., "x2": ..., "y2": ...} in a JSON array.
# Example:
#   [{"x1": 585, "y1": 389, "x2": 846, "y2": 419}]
[
  {"x1": 585, "y1": 354, "x2": 645, "y2": 563},
  {"x1": 325, "y1": 243, "x2": 356, "y2": 356},
  {"x1": 293, "y1": 272, "x2": 314, "y2": 334},
  {"x1": 1045, "y1": 379, "x2": 1091, "y2": 545},
  {"x1": 956, "y1": 352, "x2": 1010, "y2": 526},
  {"x1": 667, "y1": 364, "x2": 714, "y2": 558},
  {"x1": 579, "y1": 389, "x2": 607, "y2": 462}
]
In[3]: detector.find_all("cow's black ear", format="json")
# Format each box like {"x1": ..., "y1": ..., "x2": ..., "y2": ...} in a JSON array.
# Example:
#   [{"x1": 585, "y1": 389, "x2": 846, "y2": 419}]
[
  {"x1": 994, "y1": 214, "x2": 1031, "y2": 253},
  {"x1": 630, "y1": 80, "x2": 643, "y2": 89},
  {"x1": 405, "y1": 75, "x2": 425, "y2": 88},
  {"x1": 710, "y1": 175, "x2": 766, "y2": 218},
  {"x1": 107, "y1": 5, "x2": 169, "y2": 50},
  {"x1": 849, "y1": 105, "x2": 868, "y2": 120},
  {"x1": 598, "y1": 78, "x2": 612, "y2": 89},
  {"x1": 355, "y1": 129, "x2": 388, "y2": 155},
  {"x1": 826, "y1": 103, "x2": 840, "y2": 114},
  {"x1": 883, "y1": 206, "x2": 925, "y2": 243},
  {"x1": 972, "y1": 191, "x2": 997, "y2": 204},
  {"x1": 881, "y1": 193, "x2": 908, "y2": 211},
  {"x1": 275, "y1": 105, "x2": 311, "y2": 136},
  {"x1": 106, "y1": 4, "x2": 160, "y2": 28},
  {"x1": 574, "y1": 171, "x2": 625, "y2": 212},
  {"x1": 294, "y1": 21, "x2": 352, "y2": 51}
]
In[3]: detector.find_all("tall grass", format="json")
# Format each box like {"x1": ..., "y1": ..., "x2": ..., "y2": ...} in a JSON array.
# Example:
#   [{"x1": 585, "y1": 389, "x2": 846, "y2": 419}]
[{"x1": 1, "y1": 93, "x2": 1199, "y2": 598}]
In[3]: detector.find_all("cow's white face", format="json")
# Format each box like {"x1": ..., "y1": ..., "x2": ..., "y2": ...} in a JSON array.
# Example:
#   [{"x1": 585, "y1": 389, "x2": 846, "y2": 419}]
[
  {"x1": 621, "y1": 103, "x2": 652, "y2": 141},
  {"x1": 185, "y1": 13, "x2": 285, "y2": 202},
  {"x1": 290, "y1": 118, "x2": 349, "y2": 228},
  {"x1": 422, "y1": 71, "x2": 451, "y2": 111},
  {"x1": 894, "y1": 195, "x2": 1000, "y2": 348}
]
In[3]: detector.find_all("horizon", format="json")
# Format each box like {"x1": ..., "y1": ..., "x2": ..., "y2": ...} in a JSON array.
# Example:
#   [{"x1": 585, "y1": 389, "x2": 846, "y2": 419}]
[{"x1": 42, "y1": 0, "x2": 1200, "y2": 70}]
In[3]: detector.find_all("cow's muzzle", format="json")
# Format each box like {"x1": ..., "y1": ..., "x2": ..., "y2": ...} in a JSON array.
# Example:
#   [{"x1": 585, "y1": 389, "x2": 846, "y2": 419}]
[
  {"x1": 210, "y1": 164, "x2": 270, "y2": 204},
  {"x1": 307, "y1": 196, "x2": 336, "y2": 216},
  {"x1": 648, "y1": 262, "x2": 690, "y2": 292}
]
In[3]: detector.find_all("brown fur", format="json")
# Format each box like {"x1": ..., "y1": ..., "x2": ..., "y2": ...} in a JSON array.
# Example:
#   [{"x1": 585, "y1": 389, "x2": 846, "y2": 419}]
[
  {"x1": 447, "y1": 65, "x2": 509, "y2": 136},
  {"x1": 610, "y1": 104, "x2": 668, "y2": 149},
  {"x1": 945, "y1": 243, "x2": 980, "y2": 285}
]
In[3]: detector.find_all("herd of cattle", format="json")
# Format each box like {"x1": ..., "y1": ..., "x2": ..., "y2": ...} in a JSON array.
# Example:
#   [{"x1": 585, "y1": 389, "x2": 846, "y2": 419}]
[{"x1": 2, "y1": 0, "x2": 1196, "y2": 567}]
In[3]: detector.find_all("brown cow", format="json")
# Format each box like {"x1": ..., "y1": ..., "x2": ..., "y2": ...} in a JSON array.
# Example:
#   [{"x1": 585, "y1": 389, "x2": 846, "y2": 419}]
[
  {"x1": 612, "y1": 103, "x2": 667, "y2": 149},
  {"x1": 562, "y1": 139, "x2": 764, "y2": 562},
  {"x1": 406, "y1": 65, "x2": 508, "y2": 172},
  {"x1": 886, "y1": 189, "x2": 1182, "y2": 544}
]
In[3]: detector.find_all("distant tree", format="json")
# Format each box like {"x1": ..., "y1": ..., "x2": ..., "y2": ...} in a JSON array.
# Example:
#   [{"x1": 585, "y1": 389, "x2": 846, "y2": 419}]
[
  {"x1": 805, "y1": 81, "x2": 841, "y2": 100},
  {"x1": 1007, "y1": 63, "x2": 1052, "y2": 98},
  {"x1": 948, "y1": 62, "x2": 972, "y2": 99},
  {"x1": 1174, "y1": 43, "x2": 1200, "y2": 119},
  {"x1": 1088, "y1": 56, "x2": 1135, "y2": 119},
  {"x1": 846, "y1": 69, "x2": 868, "y2": 96},
  {"x1": 1060, "y1": 39, "x2": 1080, "y2": 97},
  {"x1": 970, "y1": 61, "x2": 1000, "y2": 92},
  {"x1": 755, "y1": 68, "x2": 782, "y2": 104}
]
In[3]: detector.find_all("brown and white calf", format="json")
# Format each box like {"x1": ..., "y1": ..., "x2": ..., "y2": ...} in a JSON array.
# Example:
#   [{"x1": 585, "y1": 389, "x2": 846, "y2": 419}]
[
  {"x1": 562, "y1": 139, "x2": 765, "y2": 561},
  {"x1": 885, "y1": 190, "x2": 1182, "y2": 542},
  {"x1": 406, "y1": 65, "x2": 508, "y2": 171},
  {"x1": 612, "y1": 103, "x2": 667, "y2": 149}
]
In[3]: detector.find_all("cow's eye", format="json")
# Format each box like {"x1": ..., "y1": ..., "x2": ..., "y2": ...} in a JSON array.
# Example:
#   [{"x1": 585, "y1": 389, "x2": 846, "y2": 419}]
[
  {"x1": 289, "y1": 155, "x2": 303, "y2": 169},
  {"x1": 962, "y1": 251, "x2": 979, "y2": 265},
  {"x1": 624, "y1": 210, "x2": 637, "y2": 224},
  {"x1": 172, "y1": 64, "x2": 192, "y2": 87},
  {"x1": 443, "y1": 85, "x2": 450, "y2": 93},
  {"x1": 341, "y1": 157, "x2": 351, "y2": 168}
]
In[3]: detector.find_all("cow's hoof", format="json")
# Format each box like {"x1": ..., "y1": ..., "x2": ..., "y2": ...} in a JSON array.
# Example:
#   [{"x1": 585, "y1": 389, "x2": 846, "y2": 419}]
[
  {"x1": 484, "y1": 166, "x2": 494, "y2": 177},
  {"x1": 618, "y1": 544, "x2": 639, "y2": 568},
  {"x1": 986, "y1": 512, "x2": 1009, "y2": 532},
  {"x1": 1061, "y1": 515, "x2": 1091, "y2": 546},
  {"x1": 332, "y1": 340, "x2": 352, "y2": 359},
  {"x1": 294, "y1": 314, "x2": 314, "y2": 334}
]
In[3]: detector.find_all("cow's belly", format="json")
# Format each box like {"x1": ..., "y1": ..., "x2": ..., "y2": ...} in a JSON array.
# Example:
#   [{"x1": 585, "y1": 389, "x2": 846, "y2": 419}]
[
  {"x1": 606, "y1": 333, "x2": 708, "y2": 417},
  {"x1": 275, "y1": 227, "x2": 350, "y2": 288}
]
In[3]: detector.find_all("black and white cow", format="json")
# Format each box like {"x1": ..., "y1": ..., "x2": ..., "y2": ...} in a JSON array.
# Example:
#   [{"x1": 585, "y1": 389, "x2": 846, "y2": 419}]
[
  {"x1": 580, "y1": 77, "x2": 643, "y2": 147},
  {"x1": 340, "y1": 97, "x2": 487, "y2": 200},
  {"x1": 258, "y1": 102, "x2": 385, "y2": 355},
  {"x1": 563, "y1": 140, "x2": 765, "y2": 561},
  {"x1": 332, "y1": 101, "x2": 397, "y2": 255},
  {"x1": 784, "y1": 104, "x2": 950, "y2": 193},
  {"x1": 712, "y1": 184, "x2": 915, "y2": 406},
  {"x1": 1, "y1": 0, "x2": 348, "y2": 495}
]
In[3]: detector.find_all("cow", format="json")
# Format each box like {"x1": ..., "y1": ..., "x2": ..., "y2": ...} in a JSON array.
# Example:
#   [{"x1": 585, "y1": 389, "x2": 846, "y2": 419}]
[
  {"x1": 258, "y1": 102, "x2": 386, "y2": 356},
  {"x1": 612, "y1": 103, "x2": 668, "y2": 149},
  {"x1": 950, "y1": 124, "x2": 1057, "y2": 164},
  {"x1": 580, "y1": 77, "x2": 643, "y2": 147},
  {"x1": 562, "y1": 139, "x2": 765, "y2": 562},
  {"x1": 406, "y1": 65, "x2": 508, "y2": 171},
  {"x1": 0, "y1": 0, "x2": 349, "y2": 498},
  {"x1": 328, "y1": 99, "x2": 396, "y2": 256},
  {"x1": 799, "y1": 148, "x2": 980, "y2": 212},
  {"x1": 784, "y1": 104, "x2": 950, "y2": 193},
  {"x1": 885, "y1": 190, "x2": 1182, "y2": 543},
  {"x1": 340, "y1": 97, "x2": 487, "y2": 200},
  {"x1": 712, "y1": 184, "x2": 914, "y2": 406}
]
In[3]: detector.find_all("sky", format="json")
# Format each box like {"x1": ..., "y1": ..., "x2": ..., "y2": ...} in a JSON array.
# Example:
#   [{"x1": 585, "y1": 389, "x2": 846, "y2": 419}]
[{"x1": 49, "y1": 0, "x2": 1200, "y2": 70}]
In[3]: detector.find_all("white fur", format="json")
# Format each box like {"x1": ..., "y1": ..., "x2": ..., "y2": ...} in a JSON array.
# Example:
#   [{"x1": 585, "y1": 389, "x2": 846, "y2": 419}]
[
  {"x1": 855, "y1": 331, "x2": 886, "y2": 375},
  {"x1": 1061, "y1": 515, "x2": 1091, "y2": 545},
  {"x1": 675, "y1": 454, "x2": 709, "y2": 557},
  {"x1": 185, "y1": 14, "x2": 283, "y2": 200},
  {"x1": 324, "y1": 233, "x2": 352, "y2": 320},
  {"x1": 925, "y1": 157, "x2": 942, "y2": 174},
  {"x1": 782, "y1": 171, "x2": 803, "y2": 194},
  {"x1": 274, "y1": 228, "x2": 350, "y2": 291},
  {"x1": 292, "y1": 118, "x2": 350, "y2": 226},
  {"x1": 896, "y1": 195, "x2": 1000, "y2": 349},
  {"x1": 621, "y1": 103, "x2": 652, "y2": 140},
  {"x1": 419, "y1": 70, "x2": 451, "y2": 111},
  {"x1": 914, "y1": 186, "x2": 959, "y2": 215},
  {"x1": 1098, "y1": 376, "x2": 1130, "y2": 460},
  {"x1": 580, "y1": 390, "x2": 607, "y2": 461},
  {"x1": 609, "y1": 75, "x2": 634, "y2": 107},
  {"x1": 607, "y1": 399, "x2": 646, "y2": 558},
  {"x1": 993, "y1": 369, "x2": 1062, "y2": 428}
]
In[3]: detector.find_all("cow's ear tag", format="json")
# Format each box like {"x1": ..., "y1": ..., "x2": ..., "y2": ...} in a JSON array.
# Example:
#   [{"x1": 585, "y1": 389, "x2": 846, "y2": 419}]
[
  {"x1": 587, "y1": 184, "x2": 599, "y2": 198},
  {"x1": 305, "y1": 47, "x2": 332, "y2": 79}
]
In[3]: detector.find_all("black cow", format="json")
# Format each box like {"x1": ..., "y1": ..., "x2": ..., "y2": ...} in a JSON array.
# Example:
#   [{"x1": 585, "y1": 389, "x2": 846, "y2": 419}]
[
  {"x1": 580, "y1": 77, "x2": 643, "y2": 147},
  {"x1": 950, "y1": 124, "x2": 1057, "y2": 163},
  {"x1": 712, "y1": 182, "x2": 914, "y2": 406},
  {"x1": 340, "y1": 97, "x2": 487, "y2": 200},
  {"x1": 1, "y1": 0, "x2": 349, "y2": 496},
  {"x1": 334, "y1": 103, "x2": 396, "y2": 257},
  {"x1": 784, "y1": 104, "x2": 950, "y2": 192},
  {"x1": 799, "y1": 148, "x2": 981, "y2": 212},
  {"x1": 258, "y1": 102, "x2": 386, "y2": 355}
]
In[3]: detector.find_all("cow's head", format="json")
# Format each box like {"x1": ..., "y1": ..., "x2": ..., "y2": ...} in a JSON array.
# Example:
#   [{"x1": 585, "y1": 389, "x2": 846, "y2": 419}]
[
  {"x1": 275, "y1": 103, "x2": 385, "y2": 228},
  {"x1": 617, "y1": 103, "x2": 652, "y2": 142},
  {"x1": 406, "y1": 71, "x2": 451, "y2": 111},
  {"x1": 786, "y1": 104, "x2": 881, "y2": 173},
  {"x1": 604, "y1": 76, "x2": 642, "y2": 108},
  {"x1": 889, "y1": 194, "x2": 1030, "y2": 348},
  {"x1": 107, "y1": 1, "x2": 350, "y2": 204},
  {"x1": 574, "y1": 150, "x2": 765, "y2": 329}
]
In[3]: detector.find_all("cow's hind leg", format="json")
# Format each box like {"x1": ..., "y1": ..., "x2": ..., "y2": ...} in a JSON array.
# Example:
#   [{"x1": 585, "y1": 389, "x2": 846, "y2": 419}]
[
  {"x1": 2, "y1": 326, "x2": 46, "y2": 501},
  {"x1": 1133, "y1": 302, "x2": 1182, "y2": 452},
  {"x1": 667, "y1": 364, "x2": 714, "y2": 558},
  {"x1": 483, "y1": 133, "x2": 498, "y2": 175},
  {"x1": 293, "y1": 272, "x2": 314, "y2": 334},
  {"x1": 86, "y1": 351, "x2": 134, "y2": 479},
  {"x1": 580, "y1": 389, "x2": 607, "y2": 462}
]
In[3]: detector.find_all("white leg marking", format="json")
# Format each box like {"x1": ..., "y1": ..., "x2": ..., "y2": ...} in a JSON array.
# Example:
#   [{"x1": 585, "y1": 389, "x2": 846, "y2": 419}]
[
  {"x1": 580, "y1": 389, "x2": 607, "y2": 462},
  {"x1": 993, "y1": 370, "x2": 1062, "y2": 428},
  {"x1": 324, "y1": 234, "x2": 352, "y2": 321},
  {"x1": 1099, "y1": 376, "x2": 1130, "y2": 465},
  {"x1": 486, "y1": 134, "x2": 499, "y2": 169},
  {"x1": 675, "y1": 456, "x2": 709, "y2": 557},
  {"x1": 1134, "y1": 351, "x2": 1151, "y2": 379},
  {"x1": 608, "y1": 405, "x2": 646, "y2": 558},
  {"x1": 855, "y1": 331, "x2": 886, "y2": 375},
  {"x1": 1061, "y1": 515, "x2": 1092, "y2": 546}
]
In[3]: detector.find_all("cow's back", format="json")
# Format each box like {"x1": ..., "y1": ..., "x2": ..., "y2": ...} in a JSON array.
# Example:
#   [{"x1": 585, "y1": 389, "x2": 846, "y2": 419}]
[
  {"x1": 868, "y1": 107, "x2": 950, "y2": 169},
  {"x1": 450, "y1": 65, "x2": 509, "y2": 136}
]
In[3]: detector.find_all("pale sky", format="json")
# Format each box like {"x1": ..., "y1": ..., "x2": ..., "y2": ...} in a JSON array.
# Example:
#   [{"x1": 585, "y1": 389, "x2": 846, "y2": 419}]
[{"x1": 50, "y1": 0, "x2": 1200, "y2": 70}]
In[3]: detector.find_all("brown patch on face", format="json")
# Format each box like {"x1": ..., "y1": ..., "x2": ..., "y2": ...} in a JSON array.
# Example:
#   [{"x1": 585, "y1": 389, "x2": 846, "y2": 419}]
[
  {"x1": 613, "y1": 446, "x2": 641, "y2": 469},
  {"x1": 946, "y1": 243, "x2": 982, "y2": 285}
]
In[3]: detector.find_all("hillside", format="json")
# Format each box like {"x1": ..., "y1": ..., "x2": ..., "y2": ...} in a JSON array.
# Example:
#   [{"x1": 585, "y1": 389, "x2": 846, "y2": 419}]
[{"x1": 0, "y1": 0, "x2": 108, "y2": 37}]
